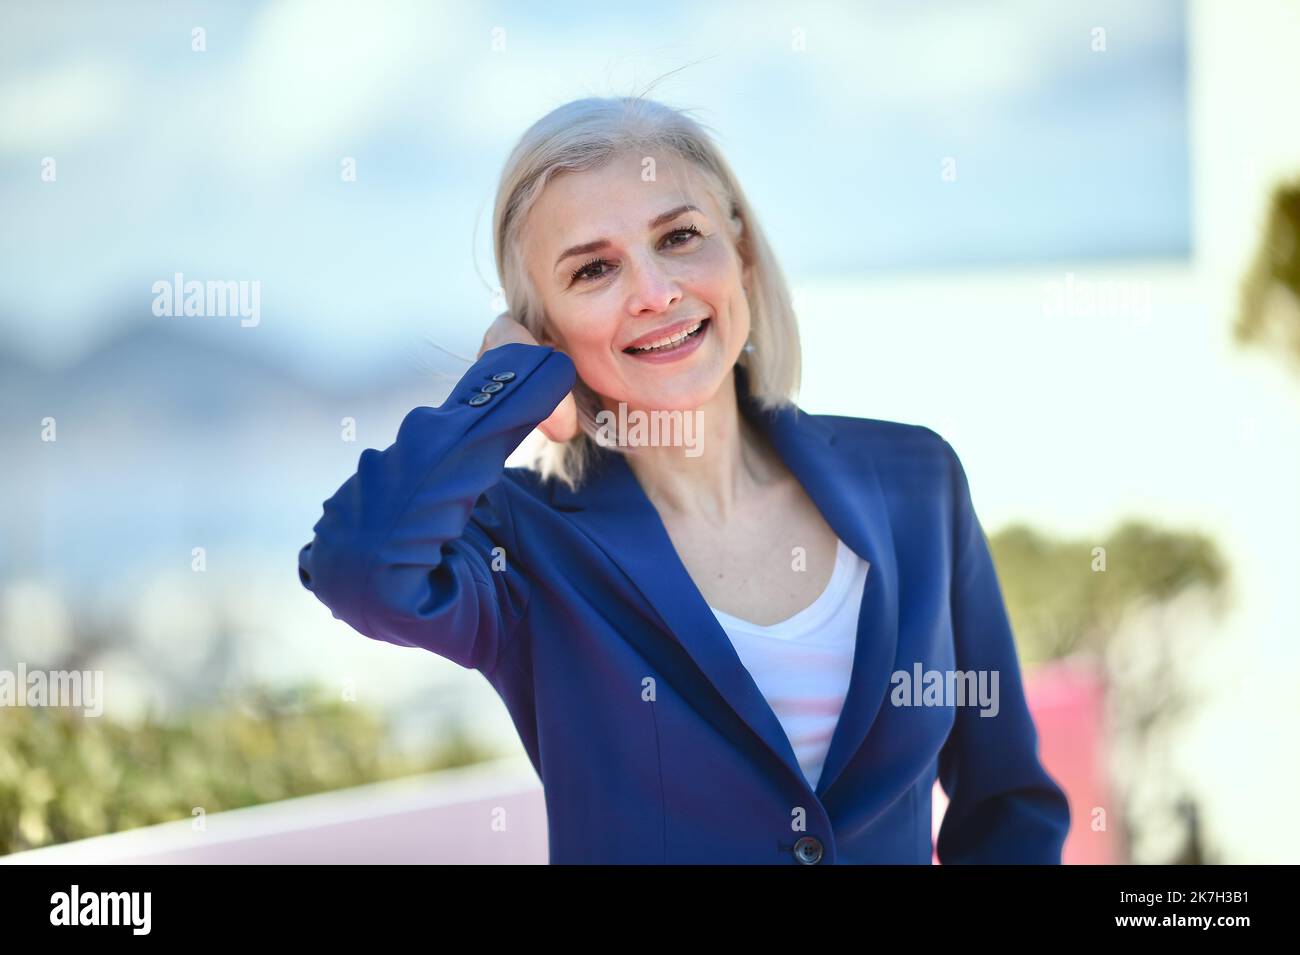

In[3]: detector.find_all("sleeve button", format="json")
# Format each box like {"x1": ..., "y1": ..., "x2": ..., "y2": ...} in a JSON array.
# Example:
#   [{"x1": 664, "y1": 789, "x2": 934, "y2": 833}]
[
  {"x1": 491, "y1": 371, "x2": 516, "y2": 382},
  {"x1": 468, "y1": 393, "x2": 492, "y2": 406},
  {"x1": 480, "y1": 381, "x2": 504, "y2": 394}
]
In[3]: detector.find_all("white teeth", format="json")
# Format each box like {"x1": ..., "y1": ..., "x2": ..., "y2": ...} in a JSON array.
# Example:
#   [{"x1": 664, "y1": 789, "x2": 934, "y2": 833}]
[{"x1": 629, "y1": 320, "x2": 704, "y2": 353}]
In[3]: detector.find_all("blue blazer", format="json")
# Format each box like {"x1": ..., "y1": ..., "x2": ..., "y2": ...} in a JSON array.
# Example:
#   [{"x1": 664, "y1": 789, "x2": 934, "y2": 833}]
[{"x1": 297, "y1": 342, "x2": 1071, "y2": 864}]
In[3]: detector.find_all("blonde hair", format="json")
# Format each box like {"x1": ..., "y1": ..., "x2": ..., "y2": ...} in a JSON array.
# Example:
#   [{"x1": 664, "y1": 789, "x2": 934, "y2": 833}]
[{"x1": 492, "y1": 94, "x2": 801, "y2": 489}]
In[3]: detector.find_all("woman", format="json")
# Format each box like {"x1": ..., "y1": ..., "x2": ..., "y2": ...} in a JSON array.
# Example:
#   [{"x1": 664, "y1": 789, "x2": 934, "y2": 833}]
[{"x1": 297, "y1": 96, "x2": 1070, "y2": 864}]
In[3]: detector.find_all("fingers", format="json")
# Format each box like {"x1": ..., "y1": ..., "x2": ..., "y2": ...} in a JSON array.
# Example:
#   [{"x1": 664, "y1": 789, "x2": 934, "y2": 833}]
[
  {"x1": 538, "y1": 391, "x2": 579, "y2": 443},
  {"x1": 478, "y1": 311, "x2": 541, "y2": 358},
  {"x1": 476, "y1": 313, "x2": 578, "y2": 443}
]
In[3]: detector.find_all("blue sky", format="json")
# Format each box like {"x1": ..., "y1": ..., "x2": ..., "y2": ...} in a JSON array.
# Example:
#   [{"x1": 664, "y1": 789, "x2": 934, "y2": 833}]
[{"x1": 0, "y1": 0, "x2": 1187, "y2": 379}]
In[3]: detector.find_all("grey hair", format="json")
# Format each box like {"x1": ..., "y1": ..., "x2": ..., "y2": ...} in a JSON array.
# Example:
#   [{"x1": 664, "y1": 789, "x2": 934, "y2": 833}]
[{"x1": 492, "y1": 93, "x2": 801, "y2": 490}]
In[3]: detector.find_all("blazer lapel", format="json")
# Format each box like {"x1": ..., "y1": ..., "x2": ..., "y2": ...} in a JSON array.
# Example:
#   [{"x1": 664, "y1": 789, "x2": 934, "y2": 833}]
[{"x1": 548, "y1": 370, "x2": 899, "y2": 801}]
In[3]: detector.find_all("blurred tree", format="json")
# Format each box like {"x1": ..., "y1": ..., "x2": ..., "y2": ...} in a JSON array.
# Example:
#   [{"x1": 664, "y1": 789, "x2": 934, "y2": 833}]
[
  {"x1": 994, "y1": 520, "x2": 1230, "y2": 666},
  {"x1": 0, "y1": 682, "x2": 489, "y2": 856},
  {"x1": 1234, "y1": 176, "x2": 1300, "y2": 374}
]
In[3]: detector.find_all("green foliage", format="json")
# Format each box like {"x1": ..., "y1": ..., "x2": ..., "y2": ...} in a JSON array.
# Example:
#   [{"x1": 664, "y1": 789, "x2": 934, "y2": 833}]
[
  {"x1": 0, "y1": 683, "x2": 488, "y2": 857},
  {"x1": 989, "y1": 519, "x2": 1230, "y2": 665},
  {"x1": 1235, "y1": 176, "x2": 1300, "y2": 373}
]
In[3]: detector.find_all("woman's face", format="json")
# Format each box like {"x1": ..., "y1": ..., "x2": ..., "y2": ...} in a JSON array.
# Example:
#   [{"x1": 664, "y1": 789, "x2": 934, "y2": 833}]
[{"x1": 520, "y1": 151, "x2": 751, "y2": 413}]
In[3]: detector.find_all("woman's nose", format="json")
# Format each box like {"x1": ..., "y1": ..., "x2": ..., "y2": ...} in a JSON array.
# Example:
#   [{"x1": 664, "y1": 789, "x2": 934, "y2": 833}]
[{"x1": 625, "y1": 254, "x2": 681, "y2": 314}]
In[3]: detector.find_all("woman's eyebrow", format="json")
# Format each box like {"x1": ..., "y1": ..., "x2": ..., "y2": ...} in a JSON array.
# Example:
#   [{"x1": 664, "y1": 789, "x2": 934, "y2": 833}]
[{"x1": 552, "y1": 204, "x2": 701, "y2": 271}]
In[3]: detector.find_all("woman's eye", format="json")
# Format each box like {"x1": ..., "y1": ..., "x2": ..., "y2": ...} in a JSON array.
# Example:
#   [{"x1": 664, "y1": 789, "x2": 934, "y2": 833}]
[
  {"x1": 571, "y1": 259, "x2": 609, "y2": 283},
  {"x1": 664, "y1": 225, "x2": 702, "y2": 247}
]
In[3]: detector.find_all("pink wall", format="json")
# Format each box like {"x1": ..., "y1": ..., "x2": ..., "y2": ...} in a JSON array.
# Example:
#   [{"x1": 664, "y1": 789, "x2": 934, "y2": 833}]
[{"x1": 932, "y1": 654, "x2": 1120, "y2": 864}]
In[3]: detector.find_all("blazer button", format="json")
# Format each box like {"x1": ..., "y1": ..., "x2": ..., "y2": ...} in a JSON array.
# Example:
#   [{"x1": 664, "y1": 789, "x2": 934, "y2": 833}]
[
  {"x1": 480, "y1": 381, "x2": 504, "y2": 394},
  {"x1": 491, "y1": 371, "x2": 516, "y2": 382},
  {"x1": 792, "y1": 836, "x2": 823, "y2": 865},
  {"x1": 468, "y1": 393, "x2": 492, "y2": 406}
]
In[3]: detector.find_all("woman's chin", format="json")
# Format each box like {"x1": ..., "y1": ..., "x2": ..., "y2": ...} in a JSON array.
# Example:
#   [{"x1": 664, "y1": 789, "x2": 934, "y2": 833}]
[{"x1": 619, "y1": 374, "x2": 729, "y2": 414}]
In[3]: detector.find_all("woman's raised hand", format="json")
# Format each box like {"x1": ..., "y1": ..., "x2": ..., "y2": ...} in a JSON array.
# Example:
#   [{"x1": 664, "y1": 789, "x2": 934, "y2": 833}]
[{"x1": 478, "y1": 312, "x2": 579, "y2": 443}]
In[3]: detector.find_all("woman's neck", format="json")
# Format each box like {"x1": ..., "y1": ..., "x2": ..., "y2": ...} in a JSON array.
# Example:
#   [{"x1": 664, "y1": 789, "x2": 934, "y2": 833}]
[{"x1": 619, "y1": 369, "x2": 784, "y2": 526}]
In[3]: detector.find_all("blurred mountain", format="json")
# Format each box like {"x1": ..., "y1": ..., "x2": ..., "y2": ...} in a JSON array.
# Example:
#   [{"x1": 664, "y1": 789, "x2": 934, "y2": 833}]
[{"x1": 0, "y1": 314, "x2": 464, "y2": 592}]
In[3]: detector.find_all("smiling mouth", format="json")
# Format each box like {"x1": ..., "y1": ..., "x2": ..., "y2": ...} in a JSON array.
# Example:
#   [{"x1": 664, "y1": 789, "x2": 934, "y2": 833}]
[{"x1": 623, "y1": 318, "x2": 710, "y2": 354}]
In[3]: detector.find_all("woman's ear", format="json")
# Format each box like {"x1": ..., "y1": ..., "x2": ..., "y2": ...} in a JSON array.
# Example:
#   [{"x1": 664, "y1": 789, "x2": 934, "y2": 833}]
[
  {"x1": 728, "y1": 208, "x2": 744, "y2": 241},
  {"x1": 728, "y1": 208, "x2": 752, "y2": 283}
]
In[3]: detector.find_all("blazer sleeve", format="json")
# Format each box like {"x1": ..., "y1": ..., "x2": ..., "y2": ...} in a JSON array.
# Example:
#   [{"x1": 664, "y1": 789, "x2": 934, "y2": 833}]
[
  {"x1": 296, "y1": 341, "x2": 576, "y2": 674},
  {"x1": 935, "y1": 438, "x2": 1072, "y2": 864}
]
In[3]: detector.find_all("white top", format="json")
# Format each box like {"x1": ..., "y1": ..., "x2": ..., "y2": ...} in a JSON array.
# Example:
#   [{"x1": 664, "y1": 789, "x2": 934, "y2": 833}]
[{"x1": 708, "y1": 537, "x2": 869, "y2": 790}]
